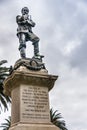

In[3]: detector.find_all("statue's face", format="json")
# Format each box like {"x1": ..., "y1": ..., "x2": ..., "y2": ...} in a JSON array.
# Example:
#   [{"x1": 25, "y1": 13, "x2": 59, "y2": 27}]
[{"x1": 22, "y1": 7, "x2": 29, "y2": 15}]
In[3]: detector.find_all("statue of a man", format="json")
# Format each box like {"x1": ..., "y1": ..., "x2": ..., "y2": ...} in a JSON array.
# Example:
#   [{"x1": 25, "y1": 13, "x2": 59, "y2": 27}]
[{"x1": 16, "y1": 7, "x2": 40, "y2": 58}]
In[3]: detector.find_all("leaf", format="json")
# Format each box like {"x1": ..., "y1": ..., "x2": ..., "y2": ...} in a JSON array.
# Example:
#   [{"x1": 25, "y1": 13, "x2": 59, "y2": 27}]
[
  {"x1": 0, "y1": 116, "x2": 11, "y2": 130},
  {"x1": 0, "y1": 60, "x2": 11, "y2": 112},
  {"x1": 0, "y1": 60, "x2": 7, "y2": 66},
  {"x1": 50, "y1": 108, "x2": 68, "y2": 130}
]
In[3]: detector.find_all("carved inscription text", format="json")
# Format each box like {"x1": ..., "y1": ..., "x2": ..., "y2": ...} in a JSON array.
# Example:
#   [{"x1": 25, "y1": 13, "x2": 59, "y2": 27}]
[{"x1": 20, "y1": 85, "x2": 50, "y2": 123}]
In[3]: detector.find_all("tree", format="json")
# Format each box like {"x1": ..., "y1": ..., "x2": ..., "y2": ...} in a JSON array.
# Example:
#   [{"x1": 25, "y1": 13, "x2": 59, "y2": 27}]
[
  {"x1": 0, "y1": 60, "x2": 11, "y2": 112},
  {"x1": 0, "y1": 116, "x2": 11, "y2": 130},
  {"x1": 50, "y1": 108, "x2": 68, "y2": 130}
]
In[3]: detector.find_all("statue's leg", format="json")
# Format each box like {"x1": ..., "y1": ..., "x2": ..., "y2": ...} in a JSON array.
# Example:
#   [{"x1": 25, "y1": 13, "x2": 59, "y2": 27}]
[
  {"x1": 33, "y1": 41, "x2": 39, "y2": 56},
  {"x1": 18, "y1": 33, "x2": 26, "y2": 58},
  {"x1": 29, "y1": 33, "x2": 40, "y2": 57}
]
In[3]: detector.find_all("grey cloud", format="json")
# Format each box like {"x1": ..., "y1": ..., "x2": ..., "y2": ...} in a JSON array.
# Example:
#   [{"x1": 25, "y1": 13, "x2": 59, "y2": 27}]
[
  {"x1": 41, "y1": 0, "x2": 87, "y2": 74},
  {"x1": 69, "y1": 40, "x2": 87, "y2": 72},
  {"x1": 0, "y1": 0, "x2": 10, "y2": 3}
]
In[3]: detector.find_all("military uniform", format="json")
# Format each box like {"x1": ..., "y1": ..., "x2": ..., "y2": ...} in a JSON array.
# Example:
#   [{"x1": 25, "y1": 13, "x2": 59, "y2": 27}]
[{"x1": 16, "y1": 7, "x2": 40, "y2": 58}]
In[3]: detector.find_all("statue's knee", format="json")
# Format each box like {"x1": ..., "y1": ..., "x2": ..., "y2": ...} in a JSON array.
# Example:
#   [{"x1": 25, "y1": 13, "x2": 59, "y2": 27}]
[
  {"x1": 32, "y1": 37, "x2": 40, "y2": 45},
  {"x1": 37, "y1": 37, "x2": 40, "y2": 42}
]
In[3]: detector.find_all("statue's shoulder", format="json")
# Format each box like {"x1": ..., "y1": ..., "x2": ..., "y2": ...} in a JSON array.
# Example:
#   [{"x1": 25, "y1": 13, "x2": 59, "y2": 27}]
[{"x1": 16, "y1": 15, "x2": 22, "y2": 22}]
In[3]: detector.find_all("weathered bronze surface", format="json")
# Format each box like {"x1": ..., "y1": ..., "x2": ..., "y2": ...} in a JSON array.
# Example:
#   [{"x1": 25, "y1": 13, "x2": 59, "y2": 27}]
[{"x1": 16, "y1": 7, "x2": 41, "y2": 58}]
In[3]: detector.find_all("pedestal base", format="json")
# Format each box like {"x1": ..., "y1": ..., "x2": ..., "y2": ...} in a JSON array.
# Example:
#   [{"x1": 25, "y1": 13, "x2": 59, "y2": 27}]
[
  {"x1": 4, "y1": 59, "x2": 59, "y2": 130},
  {"x1": 9, "y1": 123, "x2": 60, "y2": 130}
]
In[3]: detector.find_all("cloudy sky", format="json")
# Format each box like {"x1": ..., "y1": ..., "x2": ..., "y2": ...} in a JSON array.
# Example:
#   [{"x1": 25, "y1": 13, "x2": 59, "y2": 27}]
[{"x1": 0, "y1": 0, "x2": 87, "y2": 130}]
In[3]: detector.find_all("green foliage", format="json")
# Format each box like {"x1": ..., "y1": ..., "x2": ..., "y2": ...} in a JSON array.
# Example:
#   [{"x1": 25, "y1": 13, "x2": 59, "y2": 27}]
[
  {"x1": 50, "y1": 108, "x2": 68, "y2": 130},
  {"x1": 0, "y1": 60, "x2": 11, "y2": 112},
  {"x1": 0, "y1": 116, "x2": 11, "y2": 130}
]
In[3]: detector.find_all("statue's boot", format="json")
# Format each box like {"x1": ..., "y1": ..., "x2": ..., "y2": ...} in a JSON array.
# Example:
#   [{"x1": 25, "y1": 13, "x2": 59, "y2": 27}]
[
  {"x1": 33, "y1": 42, "x2": 40, "y2": 57},
  {"x1": 19, "y1": 43, "x2": 26, "y2": 58}
]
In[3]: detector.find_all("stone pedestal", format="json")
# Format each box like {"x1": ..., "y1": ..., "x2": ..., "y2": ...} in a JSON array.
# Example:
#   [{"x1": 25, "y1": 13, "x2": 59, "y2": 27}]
[
  {"x1": 4, "y1": 60, "x2": 60, "y2": 130},
  {"x1": 9, "y1": 123, "x2": 60, "y2": 130}
]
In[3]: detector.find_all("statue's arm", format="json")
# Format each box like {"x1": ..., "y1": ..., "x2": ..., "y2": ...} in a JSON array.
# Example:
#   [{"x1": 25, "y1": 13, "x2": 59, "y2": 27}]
[
  {"x1": 27, "y1": 19, "x2": 36, "y2": 27},
  {"x1": 16, "y1": 15, "x2": 35, "y2": 27},
  {"x1": 16, "y1": 15, "x2": 24, "y2": 24},
  {"x1": 16, "y1": 15, "x2": 29, "y2": 25}
]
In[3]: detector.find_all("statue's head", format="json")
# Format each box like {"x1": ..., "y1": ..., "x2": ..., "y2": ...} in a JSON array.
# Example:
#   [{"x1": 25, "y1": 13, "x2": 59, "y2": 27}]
[{"x1": 21, "y1": 7, "x2": 29, "y2": 15}]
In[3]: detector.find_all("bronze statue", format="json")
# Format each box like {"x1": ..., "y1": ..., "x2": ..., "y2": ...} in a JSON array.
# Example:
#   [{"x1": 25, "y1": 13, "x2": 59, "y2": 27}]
[{"x1": 16, "y1": 7, "x2": 40, "y2": 58}]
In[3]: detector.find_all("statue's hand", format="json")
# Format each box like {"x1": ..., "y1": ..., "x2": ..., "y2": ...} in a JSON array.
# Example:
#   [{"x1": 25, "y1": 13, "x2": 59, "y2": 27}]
[
  {"x1": 30, "y1": 20, "x2": 36, "y2": 27},
  {"x1": 26, "y1": 20, "x2": 35, "y2": 27}
]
